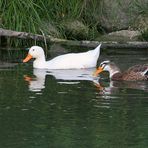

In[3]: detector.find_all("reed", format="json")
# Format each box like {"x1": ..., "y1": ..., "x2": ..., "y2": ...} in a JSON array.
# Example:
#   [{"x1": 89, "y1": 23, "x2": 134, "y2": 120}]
[
  {"x1": 0, "y1": 0, "x2": 42, "y2": 32},
  {"x1": 133, "y1": 0, "x2": 148, "y2": 16},
  {"x1": 131, "y1": 0, "x2": 148, "y2": 41},
  {"x1": 0, "y1": 0, "x2": 89, "y2": 46},
  {"x1": 0, "y1": 0, "x2": 147, "y2": 46}
]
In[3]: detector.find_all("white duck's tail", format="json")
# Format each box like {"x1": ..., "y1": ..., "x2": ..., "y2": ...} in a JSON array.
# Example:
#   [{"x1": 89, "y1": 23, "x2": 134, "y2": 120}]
[{"x1": 93, "y1": 44, "x2": 101, "y2": 59}]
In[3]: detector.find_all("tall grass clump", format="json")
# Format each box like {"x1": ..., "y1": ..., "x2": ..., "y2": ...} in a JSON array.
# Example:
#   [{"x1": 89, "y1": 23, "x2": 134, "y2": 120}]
[
  {"x1": 0, "y1": 0, "x2": 87, "y2": 33},
  {"x1": 131, "y1": 0, "x2": 148, "y2": 40},
  {"x1": 132, "y1": 0, "x2": 148, "y2": 16},
  {"x1": 38, "y1": 0, "x2": 86, "y2": 38},
  {"x1": 0, "y1": 0, "x2": 102, "y2": 46},
  {"x1": 0, "y1": 0, "x2": 46, "y2": 46},
  {"x1": 0, "y1": 0, "x2": 43, "y2": 33}
]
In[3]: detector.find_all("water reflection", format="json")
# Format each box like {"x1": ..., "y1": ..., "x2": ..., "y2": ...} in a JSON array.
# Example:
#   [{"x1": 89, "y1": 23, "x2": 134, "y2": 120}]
[
  {"x1": 24, "y1": 68, "x2": 148, "y2": 95},
  {"x1": 24, "y1": 68, "x2": 99, "y2": 92},
  {"x1": 95, "y1": 79, "x2": 148, "y2": 96},
  {"x1": 0, "y1": 49, "x2": 148, "y2": 148}
]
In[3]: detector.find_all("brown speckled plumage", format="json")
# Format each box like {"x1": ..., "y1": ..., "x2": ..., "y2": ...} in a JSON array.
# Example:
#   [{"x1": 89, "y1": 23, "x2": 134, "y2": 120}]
[
  {"x1": 122, "y1": 64, "x2": 148, "y2": 81},
  {"x1": 95, "y1": 61, "x2": 148, "y2": 81}
]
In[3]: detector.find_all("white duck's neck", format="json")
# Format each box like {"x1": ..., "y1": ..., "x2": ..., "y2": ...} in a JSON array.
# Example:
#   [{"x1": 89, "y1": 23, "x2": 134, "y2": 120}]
[{"x1": 33, "y1": 56, "x2": 47, "y2": 69}]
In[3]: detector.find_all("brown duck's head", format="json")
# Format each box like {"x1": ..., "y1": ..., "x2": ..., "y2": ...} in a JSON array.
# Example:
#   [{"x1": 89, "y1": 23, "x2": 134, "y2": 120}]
[{"x1": 93, "y1": 60, "x2": 121, "y2": 78}]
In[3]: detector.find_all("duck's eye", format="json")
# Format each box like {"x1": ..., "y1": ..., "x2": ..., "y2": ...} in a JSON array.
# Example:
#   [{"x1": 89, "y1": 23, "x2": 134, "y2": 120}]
[
  {"x1": 32, "y1": 49, "x2": 35, "y2": 51},
  {"x1": 100, "y1": 63, "x2": 104, "y2": 67},
  {"x1": 100, "y1": 64, "x2": 106, "y2": 69}
]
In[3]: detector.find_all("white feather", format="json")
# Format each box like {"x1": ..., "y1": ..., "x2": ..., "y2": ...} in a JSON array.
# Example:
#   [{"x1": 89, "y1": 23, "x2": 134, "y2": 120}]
[{"x1": 25, "y1": 44, "x2": 101, "y2": 69}]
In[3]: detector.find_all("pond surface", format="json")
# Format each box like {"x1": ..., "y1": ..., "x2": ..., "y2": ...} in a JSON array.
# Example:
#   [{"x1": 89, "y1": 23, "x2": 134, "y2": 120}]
[{"x1": 0, "y1": 47, "x2": 148, "y2": 148}]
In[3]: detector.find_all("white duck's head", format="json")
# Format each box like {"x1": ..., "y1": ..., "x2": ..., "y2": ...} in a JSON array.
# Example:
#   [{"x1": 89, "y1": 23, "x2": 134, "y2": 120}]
[{"x1": 23, "y1": 46, "x2": 45, "y2": 63}]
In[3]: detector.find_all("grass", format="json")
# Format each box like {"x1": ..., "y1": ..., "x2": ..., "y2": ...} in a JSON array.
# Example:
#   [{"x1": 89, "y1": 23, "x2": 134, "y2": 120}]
[
  {"x1": 133, "y1": 0, "x2": 148, "y2": 16},
  {"x1": 0, "y1": 0, "x2": 43, "y2": 32},
  {"x1": 0, "y1": 0, "x2": 148, "y2": 46},
  {"x1": 0, "y1": 1, "x2": 100, "y2": 31},
  {"x1": 131, "y1": 0, "x2": 148, "y2": 40}
]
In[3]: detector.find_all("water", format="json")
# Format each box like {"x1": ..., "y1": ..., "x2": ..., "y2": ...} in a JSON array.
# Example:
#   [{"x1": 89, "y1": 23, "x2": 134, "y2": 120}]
[{"x1": 0, "y1": 47, "x2": 148, "y2": 148}]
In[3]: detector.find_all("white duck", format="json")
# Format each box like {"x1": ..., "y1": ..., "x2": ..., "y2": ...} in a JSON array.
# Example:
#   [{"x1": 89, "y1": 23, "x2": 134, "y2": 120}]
[{"x1": 23, "y1": 44, "x2": 101, "y2": 69}]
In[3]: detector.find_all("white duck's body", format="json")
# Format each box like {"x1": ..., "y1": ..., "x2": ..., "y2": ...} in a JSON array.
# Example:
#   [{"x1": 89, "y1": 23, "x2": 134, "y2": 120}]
[{"x1": 23, "y1": 44, "x2": 101, "y2": 69}]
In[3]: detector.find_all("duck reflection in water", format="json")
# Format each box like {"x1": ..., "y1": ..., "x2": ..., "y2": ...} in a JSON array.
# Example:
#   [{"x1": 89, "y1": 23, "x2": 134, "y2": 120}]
[
  {"x1": 94, "y1": 72, "x2": 148, "y2": 95},
  {"x1": 24, "y1": 68, "x2": 99, "y2": 92},
  {"x1": 93, "y1": 60, "x2": 148, "y2": 95}
]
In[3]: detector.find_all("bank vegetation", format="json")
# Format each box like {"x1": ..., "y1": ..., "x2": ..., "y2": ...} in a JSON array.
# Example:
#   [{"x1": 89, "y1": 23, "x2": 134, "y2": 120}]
[{"x1": 0, "y1": 0, "x2": 148, "y2": 47}]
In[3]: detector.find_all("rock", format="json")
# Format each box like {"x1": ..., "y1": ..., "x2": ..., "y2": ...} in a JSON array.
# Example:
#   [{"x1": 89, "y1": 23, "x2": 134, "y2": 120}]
[
  {"x1": 108, "y1": 30, "x2": 141, "y2": 40},
  {"x1": 93, "y1": 0, "x2": 147, "y2": 32},
  {"x1": 40, "y1": 22, "x2": 61, "y2": 38},
  {"x1": 98, "y1": 30, "x2": 141, "y2": 41},
  {"x1": 0, "y1": 61, "x2": 18, "y2": 68},
  {"x1": 63, "y1": 20, "x2": 89, "y2": 40},
  {"x1": 49, "y1": 44, "x2": 68, "y2": 57},
  {"x1": 95, "y1": 0, "x2": 133, "y2": 31},
  {"x1": 133, "y1": 16, "x2": 148, "y2": 31}
]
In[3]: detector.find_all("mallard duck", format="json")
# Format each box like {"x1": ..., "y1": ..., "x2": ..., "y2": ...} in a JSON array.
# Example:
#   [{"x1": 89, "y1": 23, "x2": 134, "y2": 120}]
[
  {"x1": 94, "y1": 60, "x2": 148, "y2": 81},
  {"x1": 23, "y1": 44, "x2": 101, "y2": 69}
]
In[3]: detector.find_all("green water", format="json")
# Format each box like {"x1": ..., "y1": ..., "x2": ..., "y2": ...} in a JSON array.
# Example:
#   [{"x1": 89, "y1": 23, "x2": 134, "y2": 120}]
[{"x1": 0, "y1": 47, "x2": 148, "y2": 148}]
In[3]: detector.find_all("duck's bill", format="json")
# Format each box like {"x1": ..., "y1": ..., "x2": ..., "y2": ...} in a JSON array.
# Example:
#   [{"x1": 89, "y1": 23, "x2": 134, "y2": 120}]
[
  {"x1": 23, "y1": 54, "x2": 32, "y2": 63},
  {"x1": 24, "y1": 75, "x2": 32, "y2": 82},
  {"x1": 93, "y1": 67, "x2": 103, "y2": 76}
]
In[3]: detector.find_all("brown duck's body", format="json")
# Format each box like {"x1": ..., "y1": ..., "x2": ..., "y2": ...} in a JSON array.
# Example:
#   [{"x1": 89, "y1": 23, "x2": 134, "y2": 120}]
[
  {"x1": 95, "y1": 61, "x2": 148, "y2": 81},
  {"x1": 111, "y1": 72, "x2": 123, "y2": 81}
]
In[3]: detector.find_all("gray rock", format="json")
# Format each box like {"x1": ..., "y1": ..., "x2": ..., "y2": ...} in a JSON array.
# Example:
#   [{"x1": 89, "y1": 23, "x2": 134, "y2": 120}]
[
  {"x1": 95, "y1": 0, "x2": 132, "y2": 31},
  {"x1": 98, "y1": 30, "x2": 141, "y2": 41},
  {"x1": 94, "y1": 0, "x2": 147, "y2": 32},
  {"x1": 133, "y1": 16, "x2": 148, "y2": 31},
  {"x1": 40, "y1": 22, "x2": 61, "y2": 38},
  {"x1": 108, "y1": 30, "x2": 141, "y2": 39},
  {"x1": 63, "y1": 20, "x2": 89, "y2": 39},
  {"x1": 49, "y1": 44, "x2": 68, "y2": 57}
]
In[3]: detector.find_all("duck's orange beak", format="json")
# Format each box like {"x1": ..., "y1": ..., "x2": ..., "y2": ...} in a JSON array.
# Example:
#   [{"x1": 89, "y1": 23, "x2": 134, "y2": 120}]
[
  {"x1": 24, "y1": 75, "x2": 32, "y2": 82},
  {"x1": 23, "y1": 54, "x2": 32, "y2": 63},
  {"x1": 93, "y1": 67, "x2": 103, "y2": 76}
]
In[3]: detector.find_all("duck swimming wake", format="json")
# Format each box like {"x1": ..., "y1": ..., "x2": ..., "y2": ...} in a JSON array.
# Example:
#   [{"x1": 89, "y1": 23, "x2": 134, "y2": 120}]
[{"x1": 23, "y1": 44, "x2": 101, "y2": 69}]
